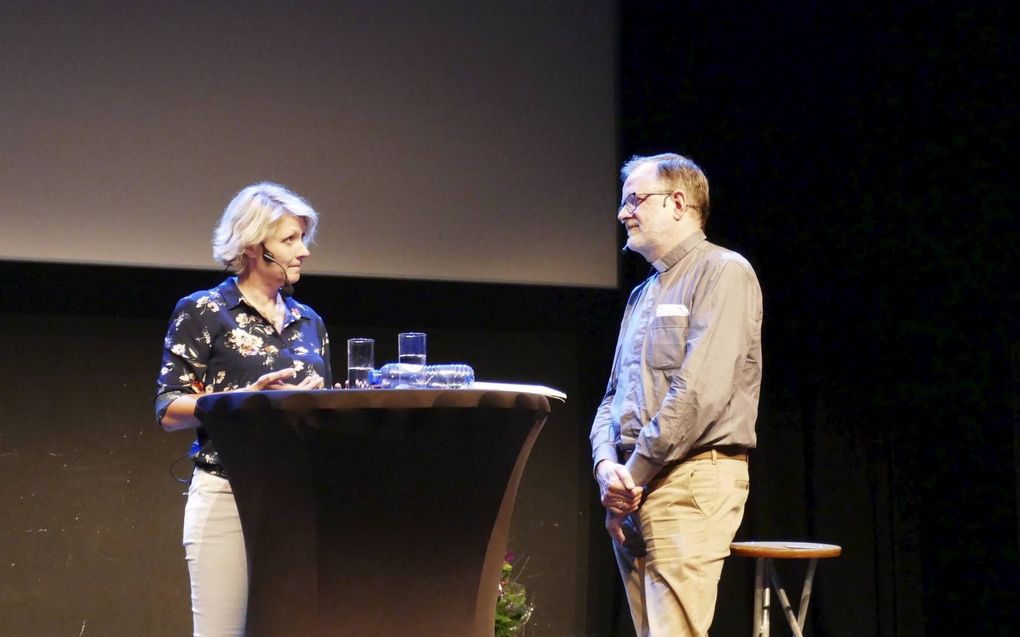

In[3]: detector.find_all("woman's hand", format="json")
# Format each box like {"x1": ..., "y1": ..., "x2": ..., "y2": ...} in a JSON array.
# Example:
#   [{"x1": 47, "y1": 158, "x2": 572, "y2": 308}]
[
  {"x1": 242, "y1": 368, "x2": 297, "y2": 390},
  {"x1": 267, "y1": 373, "x2": 325, "y2": 390},
  {"x1": 282, "y1": 374, "x2": 325, "y2": 390},
  {"x1": 243, "y1": 368, "x2": 324, "y2": 391}
]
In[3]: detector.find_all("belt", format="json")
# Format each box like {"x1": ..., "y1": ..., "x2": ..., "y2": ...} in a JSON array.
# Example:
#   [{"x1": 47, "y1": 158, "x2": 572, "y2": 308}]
[
  {"x1": 618, "y1": 445, "x2": 749, "y2": 464},
  {"x1": 193, "y1": 459, "x2": 229, "y2": 479},
  {"x1": 685, "y1": 446, "x2": 750, "y2": 462}
]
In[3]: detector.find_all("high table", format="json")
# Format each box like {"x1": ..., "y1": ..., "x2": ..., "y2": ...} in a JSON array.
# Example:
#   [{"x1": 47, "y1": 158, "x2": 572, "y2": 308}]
[{"x1": 195, "y1": 386, "x2": 554, "y2": 637}]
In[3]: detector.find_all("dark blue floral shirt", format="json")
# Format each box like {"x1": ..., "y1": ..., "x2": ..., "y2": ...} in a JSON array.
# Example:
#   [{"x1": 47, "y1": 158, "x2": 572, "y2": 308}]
[{"x1": 155, "y1": 277, "x2": 332, "y2": 457}]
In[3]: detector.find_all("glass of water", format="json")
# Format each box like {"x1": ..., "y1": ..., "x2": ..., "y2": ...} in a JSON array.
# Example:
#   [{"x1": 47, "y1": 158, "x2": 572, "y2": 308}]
[
  {"x1": 397, "y1": 332, "x2": 427, "y2": 370},
  {"x1": 347, "y1": 338, "x2": 374, "y2": 388}
]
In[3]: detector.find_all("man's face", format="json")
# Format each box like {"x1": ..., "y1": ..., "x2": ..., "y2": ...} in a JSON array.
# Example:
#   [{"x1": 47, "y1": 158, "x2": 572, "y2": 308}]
[{"x1": 618, "y1": 162, "x2": 677, "y2": 262}]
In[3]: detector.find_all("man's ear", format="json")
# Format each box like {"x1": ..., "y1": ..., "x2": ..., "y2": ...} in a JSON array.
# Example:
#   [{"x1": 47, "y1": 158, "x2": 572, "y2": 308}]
[{"x1": 671, "y1": 190, "x2": 688, "y2": 220}]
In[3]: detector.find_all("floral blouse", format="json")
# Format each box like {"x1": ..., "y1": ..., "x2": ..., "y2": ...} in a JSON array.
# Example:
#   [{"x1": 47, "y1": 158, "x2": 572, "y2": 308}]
[{"x1": 155, "y1": 277, "x2": 332, "y2": 462}]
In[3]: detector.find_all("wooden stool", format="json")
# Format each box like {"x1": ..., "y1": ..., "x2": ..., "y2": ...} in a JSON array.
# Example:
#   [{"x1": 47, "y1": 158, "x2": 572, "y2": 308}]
[{"x1": 729, "y1": 541, "x2": 842, "y2": 637}]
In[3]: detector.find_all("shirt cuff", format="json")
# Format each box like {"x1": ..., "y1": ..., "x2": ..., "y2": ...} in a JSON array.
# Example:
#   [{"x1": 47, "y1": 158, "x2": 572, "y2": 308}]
[
  {"x1": 624, "y1": 452, "x2": 663, "y2": 486},
  {"x1": 592, "y1": 444, "x2": 620, "y2": 477},
  {"x1": 154, "y1": 390, "x2": 188, "y2": 426}
]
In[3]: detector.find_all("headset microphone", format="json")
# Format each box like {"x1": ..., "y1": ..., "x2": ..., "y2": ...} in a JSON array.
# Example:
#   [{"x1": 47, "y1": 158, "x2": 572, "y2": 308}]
[{"x1": 261, "y1": 245, "x2": 294, "y2": 297}]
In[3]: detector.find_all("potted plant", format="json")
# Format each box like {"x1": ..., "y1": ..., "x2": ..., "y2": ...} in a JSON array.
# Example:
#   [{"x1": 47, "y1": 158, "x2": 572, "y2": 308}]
[{"x1": 495, "y1": 551, "x2": 534, "y2": 636}]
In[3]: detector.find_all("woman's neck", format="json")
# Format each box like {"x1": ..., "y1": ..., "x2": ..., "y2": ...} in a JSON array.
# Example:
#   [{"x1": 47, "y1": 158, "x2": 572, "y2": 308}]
[{"x1": 236, "y1": 272, "x2": 279, "y2": 308}]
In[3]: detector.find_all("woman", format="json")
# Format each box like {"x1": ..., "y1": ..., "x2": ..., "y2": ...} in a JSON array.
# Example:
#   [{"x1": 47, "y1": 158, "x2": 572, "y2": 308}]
[{"x1": 155, "y1": 182, "x2": 331, "y2": 636}]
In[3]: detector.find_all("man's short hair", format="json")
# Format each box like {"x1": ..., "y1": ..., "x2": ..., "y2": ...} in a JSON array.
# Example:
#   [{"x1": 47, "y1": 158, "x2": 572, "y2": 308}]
[{"x1": 621, "y1": 153, "x2": 711, "y2": 227}]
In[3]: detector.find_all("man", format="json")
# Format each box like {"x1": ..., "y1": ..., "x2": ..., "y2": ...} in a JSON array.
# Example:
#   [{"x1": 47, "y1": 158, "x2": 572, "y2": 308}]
[{"x1": 591, "y1": 153, "x2": 763, "y2": 636}]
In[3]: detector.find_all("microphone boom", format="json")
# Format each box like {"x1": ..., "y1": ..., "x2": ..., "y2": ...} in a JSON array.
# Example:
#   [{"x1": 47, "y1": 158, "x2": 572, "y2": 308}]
[{"x1": 261, "y1": 245, "x2": 294, "y2": 297}]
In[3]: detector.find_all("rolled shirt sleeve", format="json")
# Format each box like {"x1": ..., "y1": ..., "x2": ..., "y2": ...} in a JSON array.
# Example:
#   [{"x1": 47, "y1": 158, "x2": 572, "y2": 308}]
[{"x1": 155, "y1": 296, "x2": 213, "y2": 426}]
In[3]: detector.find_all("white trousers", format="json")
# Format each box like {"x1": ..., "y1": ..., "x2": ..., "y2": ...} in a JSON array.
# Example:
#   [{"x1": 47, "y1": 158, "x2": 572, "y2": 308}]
[{"x1": 183, "y1": 468, "x2": 248, "y2": 637}]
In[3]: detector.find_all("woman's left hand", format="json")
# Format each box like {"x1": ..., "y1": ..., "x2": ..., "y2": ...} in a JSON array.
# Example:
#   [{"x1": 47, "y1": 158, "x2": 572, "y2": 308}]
[{"x1": 265, "y1": 374, "x2": 325, "y2": 390}]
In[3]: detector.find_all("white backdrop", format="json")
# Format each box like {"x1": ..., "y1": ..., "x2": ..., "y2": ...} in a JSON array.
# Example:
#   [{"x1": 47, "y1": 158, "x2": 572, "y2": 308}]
[{"x1": 0, "y1": 1, "x2": 618, "y2": 287}]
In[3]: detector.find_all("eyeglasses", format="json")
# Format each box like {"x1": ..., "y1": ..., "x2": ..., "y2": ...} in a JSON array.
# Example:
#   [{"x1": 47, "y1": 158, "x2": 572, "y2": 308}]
[
  {"x1": 619, "y1": 191, "x2": 700, "y2": 215},
  {"x1": 619, "y1": 192, "x2": 674, "y2": 214}
]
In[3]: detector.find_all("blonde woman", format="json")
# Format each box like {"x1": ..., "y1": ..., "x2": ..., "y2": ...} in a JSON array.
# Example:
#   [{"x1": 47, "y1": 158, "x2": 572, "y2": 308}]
[{"x1": 155, "y1": 182, "x2": 332, "y2": 636}]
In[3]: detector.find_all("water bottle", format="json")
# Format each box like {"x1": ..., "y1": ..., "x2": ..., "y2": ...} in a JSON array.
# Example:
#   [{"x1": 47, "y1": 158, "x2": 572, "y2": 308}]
[
  {"x1": 422, "y1": 364, "x2": 474, "y2": 388},
  {"x1": 378, "y1": 363, "x2": 474, "y2": 389},
  {"x1": 378, "y1": 363, "x2": 423, "y2": 388}
]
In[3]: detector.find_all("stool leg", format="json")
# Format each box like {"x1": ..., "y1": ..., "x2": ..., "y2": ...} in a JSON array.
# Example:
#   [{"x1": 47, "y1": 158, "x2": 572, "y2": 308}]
[
  {"x1": 766, "y1": 560, "x2": 804, "y2": 637},
  {"x1": 796, "y1": 558, "x2": 818, "y2": 628},
  {"x1": 752, "y1": 558, "x2": 765, "y2": 637}
]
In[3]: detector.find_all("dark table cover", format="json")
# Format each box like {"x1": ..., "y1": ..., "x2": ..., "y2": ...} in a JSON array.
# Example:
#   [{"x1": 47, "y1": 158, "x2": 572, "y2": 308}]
[{"x1": 196, "y1": 387, "x2": 551, "y2": 637}]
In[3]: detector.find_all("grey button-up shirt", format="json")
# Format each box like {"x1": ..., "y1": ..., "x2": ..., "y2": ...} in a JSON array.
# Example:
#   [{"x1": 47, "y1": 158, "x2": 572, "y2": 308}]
[{"x1": 590, "y1": 230, "x2": 763, "y2": 485}]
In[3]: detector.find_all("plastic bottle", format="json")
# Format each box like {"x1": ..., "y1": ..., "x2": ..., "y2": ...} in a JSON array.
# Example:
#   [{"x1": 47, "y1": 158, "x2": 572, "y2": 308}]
[
  {"x1": 422, "y1": 364, "x2": 474, "y2": 388},
  {"x1": 378, "y1": 363, "x2": 474, "y2": 389},
  {"x1": 377, "y1": 363, "x2": 422, "y2": 388}
]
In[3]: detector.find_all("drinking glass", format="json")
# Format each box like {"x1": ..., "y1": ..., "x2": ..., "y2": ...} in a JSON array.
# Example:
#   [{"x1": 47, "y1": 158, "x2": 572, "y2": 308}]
[
  {"x1": 347, "y1": 338, "x2": 374, "y2": 388},
  {"x1": 397, "y1": 332, "x2": 427, "y2": 370}
]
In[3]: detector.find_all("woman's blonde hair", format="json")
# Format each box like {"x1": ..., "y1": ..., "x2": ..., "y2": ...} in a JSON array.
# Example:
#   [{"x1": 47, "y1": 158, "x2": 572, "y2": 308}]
[{"x1": 212, "y1": 182, "x2": 319, "y2": 274}]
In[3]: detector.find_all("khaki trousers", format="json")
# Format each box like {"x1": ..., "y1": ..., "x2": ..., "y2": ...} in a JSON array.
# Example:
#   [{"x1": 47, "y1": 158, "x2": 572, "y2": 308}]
[{"x1": 615, "y1": 456, "x2": 749, "y2": 637}]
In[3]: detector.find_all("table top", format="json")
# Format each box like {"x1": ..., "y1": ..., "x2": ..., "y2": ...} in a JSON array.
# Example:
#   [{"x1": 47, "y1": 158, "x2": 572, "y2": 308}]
[
  {"x1": 730, "y1": 541, "x2": 842, "y2": 559},
  {"x1": 196, "y1": 385, "x2": 555, "y2": 415}
]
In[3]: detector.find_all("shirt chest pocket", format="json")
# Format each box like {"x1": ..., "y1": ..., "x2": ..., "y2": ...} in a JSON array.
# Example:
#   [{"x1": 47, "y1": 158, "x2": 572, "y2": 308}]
[{"x1": 645, "y1": 315, "x2": 690, "y2": 370}]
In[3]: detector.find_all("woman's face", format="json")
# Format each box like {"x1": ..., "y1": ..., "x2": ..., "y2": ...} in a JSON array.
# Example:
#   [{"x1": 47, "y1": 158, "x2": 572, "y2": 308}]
[{"x1": 249, "y1": 214, "x2": 310, "y2": 284}]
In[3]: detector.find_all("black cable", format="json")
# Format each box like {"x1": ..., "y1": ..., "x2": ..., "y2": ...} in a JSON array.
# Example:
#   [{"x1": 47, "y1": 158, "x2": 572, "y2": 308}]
[{"x1": 168, "y1": 451, "x2": 194, "y2": 485}]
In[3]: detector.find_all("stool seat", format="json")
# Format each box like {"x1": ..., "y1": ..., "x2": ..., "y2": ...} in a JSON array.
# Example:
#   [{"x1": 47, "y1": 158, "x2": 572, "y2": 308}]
[
  {"x1": 730, "y1": 540, "x2": 842, "y2": 637},
  {"x1": 730, "y1": 541, "x2": 842, "y2": 560}
]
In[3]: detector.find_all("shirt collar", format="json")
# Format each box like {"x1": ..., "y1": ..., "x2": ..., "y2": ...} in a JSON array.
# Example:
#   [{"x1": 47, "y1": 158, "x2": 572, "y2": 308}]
[
  {"x1": 281, "y1": 296, "x2": 305, "y2": 327},
  {"x1": 217, "y1": 277, "x2": 306, "y2": 323},
  {"x1": 218, "y1": 277, "x2": 244, "y2": 310},
  {"x1": 652, "y1": 230, "x2": 707, "y2": 273}
]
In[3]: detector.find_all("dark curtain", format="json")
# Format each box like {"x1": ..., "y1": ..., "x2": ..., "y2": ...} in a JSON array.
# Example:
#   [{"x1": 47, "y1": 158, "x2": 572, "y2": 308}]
[{"x1": 600, "y1": 3, "x2": 1018, "y2": 635}]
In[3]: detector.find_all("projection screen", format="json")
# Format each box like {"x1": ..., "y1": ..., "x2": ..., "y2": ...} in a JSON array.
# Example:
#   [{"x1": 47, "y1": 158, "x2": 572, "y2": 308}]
[{"x1": 0, "y1": 2, "x2": 618, "y2": 288}]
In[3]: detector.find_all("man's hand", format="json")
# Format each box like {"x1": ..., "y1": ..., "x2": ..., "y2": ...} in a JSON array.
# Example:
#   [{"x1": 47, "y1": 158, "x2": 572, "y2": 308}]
[
  {"x1": 606, "y1": 510, "x2": 648, "y2": 557},
  {"x1": 606, "y1": 510, "x2": 627, "y2": 545},
  {"x1": 596, "y1": 460, "x2": 643, "y2": 516}
]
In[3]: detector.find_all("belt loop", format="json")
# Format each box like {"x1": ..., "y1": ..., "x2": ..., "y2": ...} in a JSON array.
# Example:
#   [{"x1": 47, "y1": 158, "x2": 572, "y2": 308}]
[{"x1": 711, "y1": 449, "x2": 717, "y2": 464}]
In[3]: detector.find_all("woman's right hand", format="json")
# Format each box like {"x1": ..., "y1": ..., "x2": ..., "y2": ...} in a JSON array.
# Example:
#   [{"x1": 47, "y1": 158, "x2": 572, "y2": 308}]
[
  {"x1": 243, "y1": 368, "x2": 326, "y2": 391},
  {"x1": 243, "y1": 368, "x2": 299, "y2": 391}
]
